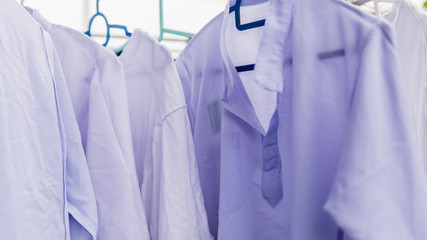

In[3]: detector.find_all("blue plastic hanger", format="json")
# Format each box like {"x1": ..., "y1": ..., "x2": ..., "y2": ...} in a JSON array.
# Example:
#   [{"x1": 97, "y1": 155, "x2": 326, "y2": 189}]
[
  {"x1": 337, "y1": 229, "x2": 344, "y2": 240},
  {"x1": 229, "y1": 0, "x2": 266, "y2": 72},
  {"x1": 85, "y1": 0, "x2": 132, "y2": 47},
  {"x1": 229, "y1": 0, "x2": 265, "y2": 31}
]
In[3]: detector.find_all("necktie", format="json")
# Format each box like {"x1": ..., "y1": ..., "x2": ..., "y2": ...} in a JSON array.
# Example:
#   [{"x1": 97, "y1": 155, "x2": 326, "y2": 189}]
[{"x1": 261, "y1": 107, "x2": 283, "y2": 207}]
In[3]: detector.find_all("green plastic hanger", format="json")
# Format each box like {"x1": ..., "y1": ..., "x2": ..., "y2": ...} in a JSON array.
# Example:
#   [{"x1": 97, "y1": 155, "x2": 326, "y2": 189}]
[
  {"x1": 158, "y1": 0, "x2": 194, "y2": 42},
  {"x1": 115, "y1": 0, "x2": 194, "y2": 55},
  {"x1": 114, "y1": 42, "x2": 128, "y2": 55}
]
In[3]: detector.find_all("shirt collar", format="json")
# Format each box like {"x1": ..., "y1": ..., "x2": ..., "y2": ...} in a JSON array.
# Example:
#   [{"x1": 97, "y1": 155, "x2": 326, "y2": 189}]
[
  {"x1": 254, "y1": 0, "x2": 294, "y2": 92},
  {"x1": 30, "y1": 9, "x2": 53, "y2": 32},
  {"x1": 220, "y1": 0, "x2": 295, "y2": 96},
  {"x1": 118, "y1": 29, "x2": 144, "y2": 68}
]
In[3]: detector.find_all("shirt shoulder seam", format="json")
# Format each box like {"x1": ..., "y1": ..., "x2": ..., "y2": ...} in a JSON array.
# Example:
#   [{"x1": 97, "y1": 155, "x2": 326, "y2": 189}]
[
  {"x1": 359, "y1": 19, "x2": 389, "y2": 53},
  {"x1": 157, "y1": 104, "x2": 188, "y2": 126}
]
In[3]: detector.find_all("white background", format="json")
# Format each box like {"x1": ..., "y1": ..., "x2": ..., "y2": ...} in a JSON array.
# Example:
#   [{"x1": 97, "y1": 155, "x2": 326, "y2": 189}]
[
  {"x1": 19, "y1": 0, "x2": 426, "y2": 55},
  {"x1": 21, "y1": 0, "x2": 228, "y2": 54}
]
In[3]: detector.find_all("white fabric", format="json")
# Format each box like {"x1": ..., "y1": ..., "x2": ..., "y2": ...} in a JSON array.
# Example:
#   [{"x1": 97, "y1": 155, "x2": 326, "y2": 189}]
[
  {"x1": 48, "y1": 30, "x2": 99, "y2": 240},
  {"x1": 0, "y1": 0, "x2": 68, "y2": 239},
  {"x1": 119, "y1": 29, "x2": 212, "y2": 240},
  {"x1": 385, "y1": 0, "x2": 427, "y2": 174},
  {"x1": 31, "y1": 11, "x2": 150, "y2": 240}
]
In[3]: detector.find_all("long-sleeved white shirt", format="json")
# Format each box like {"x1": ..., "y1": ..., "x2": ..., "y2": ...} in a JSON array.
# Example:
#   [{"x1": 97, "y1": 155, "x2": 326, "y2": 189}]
[
  {"x1": 31, "y1": 10, "x2": 150, "y2": 240},
  {"x1": 119, "y1": 29, "x2": 212, "y2": 240},
  {"x1": 1, "y1": 1, "x2": 73, "y2": 239}
]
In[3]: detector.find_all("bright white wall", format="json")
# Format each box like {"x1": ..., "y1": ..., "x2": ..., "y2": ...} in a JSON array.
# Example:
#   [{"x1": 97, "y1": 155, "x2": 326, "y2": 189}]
[
  {"x1": 23, "y1": 0, "x2": 86, "y2": 30},
  {"x1": 23, "y1": 0, "x2": 226, "y2": 32},
  {"x1": 19, "y1": 0, "x2": 427, "y2": 53},
  {"x1": 22, "y1": 0, "x2": 227, "y2": 53},
  {"x1": 20, "y1": 0, "x2": 427, "y2": 34}
]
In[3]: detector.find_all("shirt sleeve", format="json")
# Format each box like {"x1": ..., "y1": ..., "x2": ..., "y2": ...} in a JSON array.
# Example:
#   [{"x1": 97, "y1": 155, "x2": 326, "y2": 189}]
[
  {"x1": 152, "y1": 106, "x2": 213, "y2": 240},
  {"x1": 176, "y1": 55, "x2": 196, "y2": 132},
  {"x1": 324, "y1": 22, "x2": 427, "y2": 239},
  {"x1": 44, "y1": 32, "x2": 99, "y2": 240},
  {"x1": 145, "y1": 51, "x2": 212, "y2": 239},
  {"x1": 85, "y1": 55, "x2": 150, "y2": 240}
]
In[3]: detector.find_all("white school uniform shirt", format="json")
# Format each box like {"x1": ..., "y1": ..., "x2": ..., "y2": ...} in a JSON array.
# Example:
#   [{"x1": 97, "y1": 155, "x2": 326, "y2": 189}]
[
  {"x1": 0, "y1": 0, "x2": 70, "y2": 239},
  {"x1": 384, "y1": 0, "x2": 427, "y2": 174},
  {"x1": 49, "y1": 34, "x2": 99, "y2": 240},
  {"x1": 31, "y1": 11, "x2": 150, "y2": 240},
  {"x1": 119, "y1": 29, "x2": 212, "y2": 240},
  {"x1": 176, "y1": 0, "x2": 427, "y2": 239}
]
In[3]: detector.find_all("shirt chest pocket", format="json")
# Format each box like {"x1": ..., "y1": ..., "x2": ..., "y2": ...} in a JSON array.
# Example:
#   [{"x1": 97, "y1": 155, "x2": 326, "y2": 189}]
[
  {"x1": 219, "y1": 132, "x2": 245, "y2": 215},
  {"x1": 315, "y1": 49, "x2": 349, "y2": 115}
]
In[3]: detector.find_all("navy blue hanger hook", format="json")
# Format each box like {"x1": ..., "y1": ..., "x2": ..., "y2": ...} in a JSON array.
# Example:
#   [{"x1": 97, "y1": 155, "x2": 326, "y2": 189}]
[
  {"x1": 229, "y1": 0, "x2": 266, "y2": 31},
  {"x1": 85, "y1": 0, "x2": 132, "y2": 47},
  {"x1": 229, "y1": 0, "x2": 266, "y2": 72}
]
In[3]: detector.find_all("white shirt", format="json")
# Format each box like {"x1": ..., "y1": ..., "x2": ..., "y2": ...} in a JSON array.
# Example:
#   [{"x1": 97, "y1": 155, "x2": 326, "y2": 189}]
[
  {"x1": 119, "y1": 29, "x2": 212, "y2": 240},
  {"x1": 31, "y1": 11, "x2": 150, "y2": 240},
  {"x1": 176, "y1": 0, "x2": 427, "y2": 238},
  {"x1": 0, "y1": 1, "x2": 69, "y2": 239},
  {"x1": 48, "y1": 30, "x2": 99, "y2": 240},
  {"x1": 384, "y1": 0, "x2": 427, "y2": 175}
]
